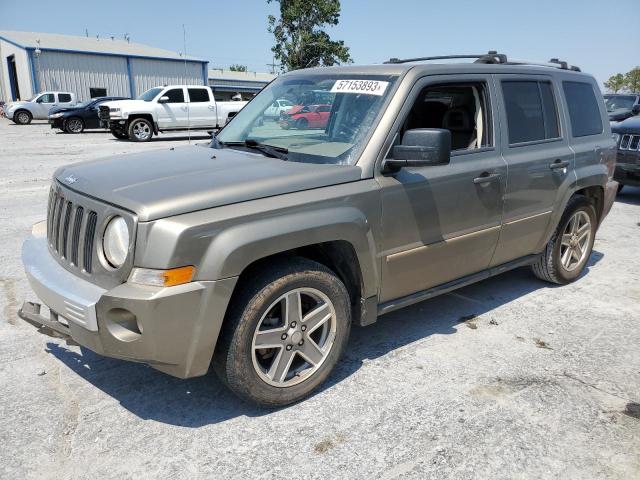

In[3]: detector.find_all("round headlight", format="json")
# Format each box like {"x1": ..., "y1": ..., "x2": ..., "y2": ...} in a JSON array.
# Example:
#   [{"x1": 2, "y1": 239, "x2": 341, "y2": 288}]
[{"x1": 102, "y1": 216, "x2": 129, "y2": 268}]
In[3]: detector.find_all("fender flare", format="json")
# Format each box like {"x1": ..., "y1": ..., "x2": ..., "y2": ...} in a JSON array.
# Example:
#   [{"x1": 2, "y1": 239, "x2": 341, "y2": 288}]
[{"x1": 197, "y1": 206, "x2": 379, "y2": 299}]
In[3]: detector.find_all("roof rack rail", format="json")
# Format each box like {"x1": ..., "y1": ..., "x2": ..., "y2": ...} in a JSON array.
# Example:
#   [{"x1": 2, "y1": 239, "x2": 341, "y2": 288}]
[
  {"x1": 384, "y1": 51, "x2": 581, "y2": 72},
  {"x1": 385, "y1": 51, "x2": 507, "y2": 65}
]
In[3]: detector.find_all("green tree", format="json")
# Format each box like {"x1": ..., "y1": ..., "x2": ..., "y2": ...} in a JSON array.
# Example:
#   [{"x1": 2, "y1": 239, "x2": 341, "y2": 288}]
[
  {"x1": 268, "y1": 0, "x2": 352, "y2": 72},
  {"x1": 604, "y1": 73, "x2": 625, "y2": 93},
  {"x1": 624, "y1": 67, "x2": 640, "y2": 93},
  {"x1": 229, "y1": 64, "x2": 248, "y2": 72}
]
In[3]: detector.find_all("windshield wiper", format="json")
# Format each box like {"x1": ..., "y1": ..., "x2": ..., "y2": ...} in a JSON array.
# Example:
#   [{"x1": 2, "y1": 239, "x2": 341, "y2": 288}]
[{"x1": 218, "y1": 138, "x2": 288, "y2": 160}]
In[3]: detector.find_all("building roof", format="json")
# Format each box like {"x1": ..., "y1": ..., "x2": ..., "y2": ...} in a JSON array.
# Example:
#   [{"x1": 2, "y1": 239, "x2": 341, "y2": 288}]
[
  {"x1": 208, "y1": 69, "x2": 275, "y2": 83},
  {"x1": 0, "y1": 30, "x2": 204, "y2": 62}
]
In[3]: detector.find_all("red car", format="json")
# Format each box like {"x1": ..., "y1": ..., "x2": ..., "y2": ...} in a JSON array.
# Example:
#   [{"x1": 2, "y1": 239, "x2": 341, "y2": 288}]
[{"x1": 279, "y1": 104, "x2": 332, "y2": 129}]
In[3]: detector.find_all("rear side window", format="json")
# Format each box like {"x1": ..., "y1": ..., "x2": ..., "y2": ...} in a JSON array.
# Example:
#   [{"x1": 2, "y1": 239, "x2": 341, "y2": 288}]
[
  {"x1": 562, "y1": 81, "x2": 603, "y2": 137},
  {"x1": 58, "y1": 93, "x2": 72, "y2": 103},
  {"x1": 163, "y1": 88, "x2": 185, "y2": 103},
  {"x1": 188, "y1": 88, "x2": 210, "y2": 102},
  {"x1": 502, "y1": 81, "x2": 560, "y2": 144}
]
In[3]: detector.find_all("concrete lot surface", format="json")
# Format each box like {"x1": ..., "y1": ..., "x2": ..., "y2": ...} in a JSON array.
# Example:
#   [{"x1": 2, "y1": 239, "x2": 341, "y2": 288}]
[{"x1": 0, "y1": 119, "x2": 639, "y2": 479}]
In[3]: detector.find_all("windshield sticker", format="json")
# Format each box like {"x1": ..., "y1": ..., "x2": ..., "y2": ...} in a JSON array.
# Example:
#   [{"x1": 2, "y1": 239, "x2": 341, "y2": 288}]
[{"x1": 330, "y1": 79, "x2": 389, "y2": 96}]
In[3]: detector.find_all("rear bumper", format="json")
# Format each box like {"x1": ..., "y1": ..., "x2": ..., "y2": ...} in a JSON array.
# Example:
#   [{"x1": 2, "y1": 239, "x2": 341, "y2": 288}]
[
  {"x1": 602, "y1": 179, "x2": 618, "y2": 222},
  {"x1": 21, "y1": 222, "x2": 238, "y2": 378}
]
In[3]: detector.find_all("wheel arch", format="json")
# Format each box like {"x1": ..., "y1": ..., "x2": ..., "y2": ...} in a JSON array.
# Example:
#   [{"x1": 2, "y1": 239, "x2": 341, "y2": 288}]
[
  {"x1": 198, "y1": 208, "x2": 379, "y2": 325},
  {"x1": 127, "y1": 113, "x2": 158, "y2": 134}
]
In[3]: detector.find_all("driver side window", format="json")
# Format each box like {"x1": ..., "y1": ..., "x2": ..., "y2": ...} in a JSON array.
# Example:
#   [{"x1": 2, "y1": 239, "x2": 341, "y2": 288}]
[
  {"x1": 37, "y1": 93, "x2": 55, "y2": 103},
  {"x1": 162, "y1": 88, "x2": 185, "y2": 103},
  {"x1": 395, "y1": 82, "x2": 492, "y2": 153}
]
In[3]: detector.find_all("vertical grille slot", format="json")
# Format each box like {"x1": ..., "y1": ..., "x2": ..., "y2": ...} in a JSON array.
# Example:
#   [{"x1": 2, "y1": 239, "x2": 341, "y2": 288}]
[
  {"x1": 84, "y1": 211, "x2": 98, "y2": 273},
  {"x1": 46, "y1": 189, "x2": 55, "y2": 242},
  {"x1": 61, "y1": 202, "x2": 73, "y2": 258},
  {"x1": 53, "y1": 196, "x2": 65, "y2": 252},
  {"x1": 71, "y1": 207, "x2": 84, "y2": 267}
]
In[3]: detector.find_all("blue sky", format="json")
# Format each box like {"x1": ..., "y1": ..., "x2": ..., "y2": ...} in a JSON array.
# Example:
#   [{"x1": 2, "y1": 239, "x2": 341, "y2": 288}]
[{"x1": 0, "y1": 0, "x2": 637, "y2": 88}]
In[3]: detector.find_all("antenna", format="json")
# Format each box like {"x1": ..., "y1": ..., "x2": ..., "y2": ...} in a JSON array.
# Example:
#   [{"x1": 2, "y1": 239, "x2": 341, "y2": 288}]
[{"x1": 182, "y1": 24, "x2": 191, "y2": 145}]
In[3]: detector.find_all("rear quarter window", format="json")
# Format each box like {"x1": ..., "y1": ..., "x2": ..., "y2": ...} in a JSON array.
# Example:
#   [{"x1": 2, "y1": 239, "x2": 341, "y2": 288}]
[
  {"x1": 562, "y1": 81, "x2": 603, "y2": 137},
  {"x1": 58, "y1": 93, "x2": 72, "y2": 103}
]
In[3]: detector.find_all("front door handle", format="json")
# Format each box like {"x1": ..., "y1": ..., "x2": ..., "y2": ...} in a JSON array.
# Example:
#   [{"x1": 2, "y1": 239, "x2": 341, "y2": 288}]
[
  {"x1": 473, "y1": 172, "x2": 501, "y2": 184},
  {"x1": 549, "y1": 159, "x2": 570, "y2": 170}
]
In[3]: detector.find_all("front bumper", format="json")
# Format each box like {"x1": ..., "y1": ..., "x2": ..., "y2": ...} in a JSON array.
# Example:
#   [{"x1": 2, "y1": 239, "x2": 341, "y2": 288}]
[
  {"x1": 49, "y1": 117, "x2": 65, "y2": 129},
  {"x1": 20, "y1": 223, "x2": 238, "y2": 378},
  {"x1": 614, "y1": 163, "x2": 640, "y2": 187}
]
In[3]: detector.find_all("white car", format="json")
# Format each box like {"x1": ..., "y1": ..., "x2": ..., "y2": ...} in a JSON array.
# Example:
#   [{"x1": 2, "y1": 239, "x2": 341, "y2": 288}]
[
  {"x1": 100, "y1": 85, "x2": 247, "y2": 142},
  {"x1": 264, "y1": 98, "x2": 295, "y2": 119},
  {"x1": 5, "y1": 91, "x2": 76, "y2": 125}
]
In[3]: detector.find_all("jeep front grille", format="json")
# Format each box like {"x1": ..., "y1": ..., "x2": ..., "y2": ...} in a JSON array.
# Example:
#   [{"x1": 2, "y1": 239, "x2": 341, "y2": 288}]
[
  {"x1": 619, "y1": 134, "x2": 640, "y2": 151},
  {"x1": 47, "y1": 188, "x2": 99, "y2": 273}
]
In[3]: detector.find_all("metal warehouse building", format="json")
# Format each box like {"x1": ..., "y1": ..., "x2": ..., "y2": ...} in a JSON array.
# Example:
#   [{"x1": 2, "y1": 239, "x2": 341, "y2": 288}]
[
  {"x1": 208, "y1": 69, "x2": 275, "y2": 101},
  {"x1": 0, "y1": 30, "x2": 208, "y2": 103}
]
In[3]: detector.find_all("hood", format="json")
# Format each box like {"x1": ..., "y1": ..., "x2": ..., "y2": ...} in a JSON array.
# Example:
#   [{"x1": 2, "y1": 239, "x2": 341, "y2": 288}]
[
  {"x1": 6, "y1": 101, "x2": 27, "y2": 109},
  {"x1": 49, "y1": 105, "x2": 82, "y2": 115},
  {"x1": 101, "y1": 99, "x2": 150, "y2": 111},
  {"x1": 612, "y1": 115, "x2": 640, "y2": 134},
  {"x1": 608, "y1": 108, "x2": 633, "y2": 122},
  {"x1": 54, "y1": 145, "x2": 362, "y2": 222}
]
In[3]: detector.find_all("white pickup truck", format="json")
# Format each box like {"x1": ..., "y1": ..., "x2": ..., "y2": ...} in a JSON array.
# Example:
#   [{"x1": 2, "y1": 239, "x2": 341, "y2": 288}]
[{"x1": 99, "y1": 85, "x2": 247, "y2": 142}]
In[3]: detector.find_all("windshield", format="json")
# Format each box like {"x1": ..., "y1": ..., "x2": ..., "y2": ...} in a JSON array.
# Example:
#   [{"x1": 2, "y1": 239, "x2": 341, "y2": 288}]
[
  {"x1": 137, "y1": 88, "x2": 163, "y2": 102},
  {"x1": 26, "y1": 94, "x2": 39, "y2": 102},
  {"x1": 215, "y1": 74, "x2": 398, "y2": 165},
  {"x1": 604, "y1": 95, "x2": 636, "y2": 112}
]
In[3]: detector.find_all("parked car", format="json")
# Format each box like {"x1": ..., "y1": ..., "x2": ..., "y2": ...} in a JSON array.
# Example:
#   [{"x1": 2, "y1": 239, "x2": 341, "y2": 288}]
[
  {"x1": 99, "y1": 85, "x2": 247, "y2": 142},
  {"x1": 48, "y1": 96, "x2": 129, "y2": 133},
  {"x1": 279, "y1": 104, "x2": 332, "y2": 129},
  {"x1": 5, "y1": 91, "x2": 76, "y2": 125},
  {"x1": 19, "y1": 52, "x2": 617, "y2": 406},
  {"x1": 263, "y1": 98, "x2": 295, "y2": 119},
  {"x1": 611, "y1": 116, "x2": 640, "y2": 192},
  {"x1": 605, "y1": 93, "x2": 640, "y2": 123}
]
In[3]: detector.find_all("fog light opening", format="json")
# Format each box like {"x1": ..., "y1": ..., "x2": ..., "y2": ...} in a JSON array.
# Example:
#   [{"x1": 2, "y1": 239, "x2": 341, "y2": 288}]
[{"x1": 104, "y1": 308, "x2": 142, "y2": 342}]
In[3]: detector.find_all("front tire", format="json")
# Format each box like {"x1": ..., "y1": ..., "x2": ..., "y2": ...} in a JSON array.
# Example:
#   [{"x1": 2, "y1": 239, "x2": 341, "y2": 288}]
[
  {"x1": 13, "y1": 110, "x2": 32, "y2": 125},
  {"x1": 213, "y1": 258, "x2": 351, "y2": 406},
  {"x1": 532, "y1": 195, "x2": 597, "y2": 284},
  {"x1": 127, "y1": 118, "x2": 153, "y2": 142},
  {"x1": 65, "y1": 117, "x2": 84, "y2": 134}
]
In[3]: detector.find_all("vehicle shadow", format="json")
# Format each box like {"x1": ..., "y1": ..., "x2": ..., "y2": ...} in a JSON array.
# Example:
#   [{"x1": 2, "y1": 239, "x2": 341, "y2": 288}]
[
  {"x1": 45, "y1": 252, "x2": 603, "y2": 427},
  {"x1": 615, "y1": 186, "x2": 640, "y2": 206}
]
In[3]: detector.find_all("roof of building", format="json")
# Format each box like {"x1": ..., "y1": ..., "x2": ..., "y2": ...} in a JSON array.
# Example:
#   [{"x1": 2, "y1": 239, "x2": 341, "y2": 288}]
[
  {"x1": 0, "y1": 30, "x2": 205, "y2": 62},
  {"x1": 208, "y1": 69, "x2": 275, "y2": 83}
]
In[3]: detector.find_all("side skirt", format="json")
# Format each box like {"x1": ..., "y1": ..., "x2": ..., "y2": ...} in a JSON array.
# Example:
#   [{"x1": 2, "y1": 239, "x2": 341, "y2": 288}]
[{"x1": 377, "y1": 254, "x2": 540, "y2": 317}]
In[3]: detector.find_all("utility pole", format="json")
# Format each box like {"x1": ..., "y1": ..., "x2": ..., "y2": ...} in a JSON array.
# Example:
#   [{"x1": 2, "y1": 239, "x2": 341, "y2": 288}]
[{"x1": 267, "y1": 55, "x2": 280, "y2": 75}]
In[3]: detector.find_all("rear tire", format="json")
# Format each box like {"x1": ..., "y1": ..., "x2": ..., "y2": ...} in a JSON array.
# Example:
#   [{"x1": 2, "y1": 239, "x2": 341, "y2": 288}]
[
  {"x1": 127, "y1": 118, "x2": 153, "y2": 142},
  {"x1": 13, "y1": 110, "x2": 32, "y2": 125},
  {"x1": 65, "y1": 117, "x2": 84, "y2": 134},
  {"x1": 213, "y1": 258, "x2": 351, "y2": 406},
  {"x1": 531, "y1": 195, "x2": 597, "y2": 284}
]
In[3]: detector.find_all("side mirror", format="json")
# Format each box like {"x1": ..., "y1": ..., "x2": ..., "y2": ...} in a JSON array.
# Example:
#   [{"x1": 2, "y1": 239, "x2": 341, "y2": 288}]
[
  {"x1": 632, "y1": 104, "x2": 640, "y2": 115},
  {"x1": 384, "y1": 129, "x2": 452, "y2": 172},
  {"x1": 158, "y1": 96, "x2": 170, "y2": 104}
]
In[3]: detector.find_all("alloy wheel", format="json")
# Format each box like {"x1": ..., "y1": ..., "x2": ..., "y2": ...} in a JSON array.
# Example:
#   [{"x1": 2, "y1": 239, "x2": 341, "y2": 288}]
[
  {"x1": 17, "y1": 112, "x2": 30, "y2": 124},
  {"x1": 559, "y1": 210, "x2": 591, "y2": 271},
  {"x1": 132, "y1": 121, "x2": 151, "y2": 140},
  {"x1": 251, "y1": 287, "x2": 337, "y2": 387},
  {"x1": 67, "y1": 118, "x2": 83, "y2": 133}
]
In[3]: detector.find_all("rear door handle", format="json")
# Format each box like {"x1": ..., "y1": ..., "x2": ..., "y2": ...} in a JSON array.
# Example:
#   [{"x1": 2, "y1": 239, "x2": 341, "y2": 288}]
[
  {"x1": 473, "y1": 172, "x2": 501, "y2": 184},
  {"x1": 549, "y1": 159, "x2": 570, "y2": 170}
]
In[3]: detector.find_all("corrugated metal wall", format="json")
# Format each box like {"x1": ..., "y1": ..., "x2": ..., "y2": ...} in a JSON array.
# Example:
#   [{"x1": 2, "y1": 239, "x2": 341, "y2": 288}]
[
  {"x1": 129, "y1": 58, "x2": 202, "y2": 96},
  {"x1": 35, "y1": 51, "x2": 130, "y2": 101}
]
